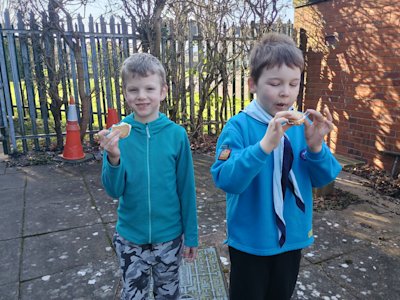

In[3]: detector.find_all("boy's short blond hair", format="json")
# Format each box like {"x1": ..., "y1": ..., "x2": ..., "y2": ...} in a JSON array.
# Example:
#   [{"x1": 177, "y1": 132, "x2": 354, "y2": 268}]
[
  {"x1": 121, "y1": 53, "x2": 167, "y2": 88},
  {"x1": 249, "y1": 32, "x2": 304, "y2": 83}
]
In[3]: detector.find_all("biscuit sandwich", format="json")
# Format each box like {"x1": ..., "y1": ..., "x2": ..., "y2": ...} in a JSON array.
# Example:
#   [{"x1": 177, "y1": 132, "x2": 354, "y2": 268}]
[
  {"x1": 111, "y1": 122, "x2": 131, "y2": 138},
  {"x1": 286, "y1": 111, "x2": 309, "y2": 125}
]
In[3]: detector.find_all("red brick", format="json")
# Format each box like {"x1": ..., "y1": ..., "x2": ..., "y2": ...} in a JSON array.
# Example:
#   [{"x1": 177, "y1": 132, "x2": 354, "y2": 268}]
[{"x1": 295, "y1": 2, "x2": 400, "y2": 172}]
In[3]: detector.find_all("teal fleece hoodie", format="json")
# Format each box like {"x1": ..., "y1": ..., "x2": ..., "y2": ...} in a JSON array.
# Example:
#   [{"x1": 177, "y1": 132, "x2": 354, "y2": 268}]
[{"x1": 102, "y1": 113, "x2": 198, "y2": 247}]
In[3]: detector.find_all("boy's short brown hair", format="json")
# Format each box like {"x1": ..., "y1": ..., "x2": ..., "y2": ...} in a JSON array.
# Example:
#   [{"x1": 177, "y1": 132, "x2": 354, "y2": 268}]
[
  {"x1": 121, "y1": 53, "x2": 167, "y2": 88},
  {"x1": 249, "y1": 32, "x2": 304, "y2": 83}
]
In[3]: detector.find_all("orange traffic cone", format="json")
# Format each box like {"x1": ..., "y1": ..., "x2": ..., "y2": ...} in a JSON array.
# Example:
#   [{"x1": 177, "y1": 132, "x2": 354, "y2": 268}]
[
  {"x1": 106, "y1": 108, "x2": 119, "y2": 129},
  {"x1": 62, "y1": 96, "x2": 85, "y2": 160}
]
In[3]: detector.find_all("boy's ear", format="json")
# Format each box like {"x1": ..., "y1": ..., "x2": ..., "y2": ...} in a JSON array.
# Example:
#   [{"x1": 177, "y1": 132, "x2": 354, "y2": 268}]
[
  {"x1": 160, "y1": 84, "x2": 168, "y2": 101},
  {"x1": 248, "y1": 77, "x2": 256, "y2": 93}
]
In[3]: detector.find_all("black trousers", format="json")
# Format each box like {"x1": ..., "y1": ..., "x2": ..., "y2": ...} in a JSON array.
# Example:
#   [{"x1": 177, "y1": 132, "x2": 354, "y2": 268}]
[{"x1": 228, "y1": 246, "x2": 301, "y2": 300}]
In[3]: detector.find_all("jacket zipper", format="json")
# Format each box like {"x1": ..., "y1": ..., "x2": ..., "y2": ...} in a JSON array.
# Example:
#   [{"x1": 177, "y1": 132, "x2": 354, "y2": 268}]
[{"x1": 146, "y1": 125, "x2": 152, "y2": 243}]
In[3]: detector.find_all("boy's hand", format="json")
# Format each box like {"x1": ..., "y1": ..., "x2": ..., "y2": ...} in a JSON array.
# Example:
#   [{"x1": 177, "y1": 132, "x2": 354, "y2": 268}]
[
  {"x1": 96, "y1": 129, "x2": 121, "y2": 165},
  {"x1": 304, "y1": 106, "x2": 334, "y2": 153},
  {"x1": 260, "y1": 111, "x2": 294, "y2": 154},
  {"x1": 183, "y1": 246, "x2": 197, "y2": 262}
]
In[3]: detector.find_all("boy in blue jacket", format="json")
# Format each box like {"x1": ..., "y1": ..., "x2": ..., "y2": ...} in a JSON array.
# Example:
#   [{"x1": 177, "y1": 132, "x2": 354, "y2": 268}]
[
  {"x1": 211, "y1": 33, "x2": 342, "y2": 299},
  {"x1": 98, "y1": 53, "x2": 198, "y2": 300}
]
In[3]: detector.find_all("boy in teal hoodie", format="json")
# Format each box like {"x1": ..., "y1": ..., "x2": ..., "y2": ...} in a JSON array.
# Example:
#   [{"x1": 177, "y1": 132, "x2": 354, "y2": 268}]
[
  {"x1": 98, "y1": 53, "x2": 198, "y2": 300},
  {"x1": 211, "y1": 33, "x2": 341, "y2": 299}
]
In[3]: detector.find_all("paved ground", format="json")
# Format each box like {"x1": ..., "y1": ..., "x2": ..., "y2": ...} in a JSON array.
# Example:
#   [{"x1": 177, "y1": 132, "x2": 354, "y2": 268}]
[{"x1": 0, "y1": 149, "x2": 399, "y2": 300}]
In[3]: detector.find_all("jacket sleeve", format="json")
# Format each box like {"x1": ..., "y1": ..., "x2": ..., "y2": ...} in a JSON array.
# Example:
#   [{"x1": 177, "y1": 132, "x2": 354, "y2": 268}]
[
  {"x1": 210, "y1": 123, "x2": 271, "y2": 194},
  {"x1": 176, "y1": 131, "x2": 198, "y2": 247},
  {"x1": 305, "y1": 144, "x2": 342, "y2": 188},
  {"x1": 101, "y1": 153, "x2": 127, "y2": 199}
]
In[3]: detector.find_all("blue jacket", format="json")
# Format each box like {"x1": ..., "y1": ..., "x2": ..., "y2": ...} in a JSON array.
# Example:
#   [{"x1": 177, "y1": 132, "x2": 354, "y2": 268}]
[
  {"x1": 102, "y1": 113, "x2": 198, "y2": 247},
  {"x1": 211, "y1": 112, "x2": 341, "y2": 255}
]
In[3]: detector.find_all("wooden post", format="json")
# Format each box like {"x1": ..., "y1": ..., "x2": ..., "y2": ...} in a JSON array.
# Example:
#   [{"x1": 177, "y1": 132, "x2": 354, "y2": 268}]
[
  {"x1": 17, "y1": 11, "x2": 40, "y2": 150},
  {"x1": 5, "y1": 9, "x2": 28, "y2": 151},
  {"x1": 89, "y1": 15, "x2": 103, "y2": 130}
]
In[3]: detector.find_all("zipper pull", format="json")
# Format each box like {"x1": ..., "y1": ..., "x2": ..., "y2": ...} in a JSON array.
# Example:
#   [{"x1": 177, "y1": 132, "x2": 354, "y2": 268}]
[{"x1": 146, "y1": 125, "x2": 151, "y2": 138}]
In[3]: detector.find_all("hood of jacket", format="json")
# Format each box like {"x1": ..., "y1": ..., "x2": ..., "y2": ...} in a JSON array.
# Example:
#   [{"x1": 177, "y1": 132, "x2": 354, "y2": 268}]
[{"x1": 121, "y1": 113, "x2": 173, "y2": 136}]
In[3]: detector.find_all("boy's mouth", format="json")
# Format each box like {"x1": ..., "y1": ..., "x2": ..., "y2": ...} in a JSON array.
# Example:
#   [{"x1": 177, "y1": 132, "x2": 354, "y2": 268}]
[
  {"x1": 276, "y1": 103, "x2": 289, "y2": 110},
  {"x1": 136, "y1": 103, "x2": 150, "y2": 108}
]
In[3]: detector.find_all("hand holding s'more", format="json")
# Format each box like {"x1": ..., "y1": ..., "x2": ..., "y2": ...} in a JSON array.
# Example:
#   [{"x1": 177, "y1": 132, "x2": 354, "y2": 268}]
[
  {"x1": 96, "y1": 122, "x2": 132, "y2": 165},
  {"x1": 304, "y1": 106, "x2": 334, "y2": 153}
]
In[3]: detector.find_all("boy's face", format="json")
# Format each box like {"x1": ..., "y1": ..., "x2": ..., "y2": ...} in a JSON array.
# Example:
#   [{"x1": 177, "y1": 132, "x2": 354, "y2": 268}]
[
  {"x1": 249, "y1": 65, "x2": 301, "y2": 116},
  {"x1": 123, "y1": 73, "x2": 167, "y2": 124}
]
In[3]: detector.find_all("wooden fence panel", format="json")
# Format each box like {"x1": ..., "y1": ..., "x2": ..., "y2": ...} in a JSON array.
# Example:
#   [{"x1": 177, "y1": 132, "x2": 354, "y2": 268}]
[
  {"x1": 121, "y1": 18, "x2": 129, "y2": 58},
  {"x1": 30, "y1": 13, "x2": 50, "y2": 148},
  {"x1": 89, "y1": 15, "x2": 103, "y2": 129},
  {"x1": 78, "y1": 15, "x2": 94, "y2": 143},
  {"x1": 0, "y1": 10, "x2": 295, "y2": 154},
  {"x1": 57, "y1": 31, "x2": 68, "y2": 120},
  {"x1": 168, "y1": 20, "x2": 178, "y2": 123},
  {"x1": 5, "y1": 11, "x2": 28, "y2": 152},
  {"x1": 18, "y1": 12, "x2": 40, "y2": 150},
  {"x1": 0, "y1": 22, "x2": 17, "y2": 152},
  {"x1": 100, "y1": 16, "x2": 113, "y2": 110},
  {"x1": 66, "y1": 16, "x2": 80, "y2": 116},
  {"x1": 109, "y1": 16, "x2": 122, "y2": 117},
  {"x1": 188, "y1": 21, "x2": 195, "y2": 132},
  {"x1": 197, "y1": 37, "x2": 203, "y2": 135}
]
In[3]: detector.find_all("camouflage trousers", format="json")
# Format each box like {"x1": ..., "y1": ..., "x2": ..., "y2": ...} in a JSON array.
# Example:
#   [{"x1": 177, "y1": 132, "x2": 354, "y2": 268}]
[{"x1": 113, "y1": 232, "x2": 183, "y2": 300}]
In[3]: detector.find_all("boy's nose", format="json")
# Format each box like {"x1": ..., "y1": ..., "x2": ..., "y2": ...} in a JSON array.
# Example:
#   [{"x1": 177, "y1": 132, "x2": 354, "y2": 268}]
[
  {"x1": 280, "y1": 86, "x2": 290, "y2": 97},
  {"x1": 137, "y1": 89, "x2": 145, "y2": 99}
]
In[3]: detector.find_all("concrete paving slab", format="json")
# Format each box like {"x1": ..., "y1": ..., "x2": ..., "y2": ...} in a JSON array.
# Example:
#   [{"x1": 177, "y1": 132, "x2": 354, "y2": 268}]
[
  {"x1": 20, "y1": 259, "x2": 119, "y2": 300},
  {"x1": 104, "y1": 222, "x2": 116, "y2": 241},
  {"x1": 0, "y1": 189, "x2": 24, "y2": 240},
  {"x1": 23, "y1": 196, "x2": 102, "y2": 236},
  {"x1": 0, "y1": 161, "x2": 6, "y2": 175},
  {"x1": 322, "y1": 204, "x2": 400, "y2": 255},
  {"x1": 70, "y1": 161, "x2": 118, "y2": 223},
  {"x1": 25, "y1": 176, "x2": 89, "y2": 206},
  {"x1": 293, "y1": 264, "x2": 356, "y2": 299},
  {"x1": 62, "y1": 161, "x2": 102, "y2": 178},
  {"x1": 22, "y1": 165, "x2": 77, "y2": 182},
  {"x1": 303, "y1": 212, "x2": 369, "y2": 264},
  {"x1": 0, "y1": 238, "x2": 21, "y2": 286},
  {"x1": 0, "y1": 282, "x2": 19, "y2": 300},
  {"x1": 323, "y1": 248, "x2": 400, "y2": 299},
  {"x1": 194, "y1": 155, "x2": 226, "y2": 202},
  {"x1": 86, "y1": 182, "x2": 118, "y2": 223},
  {"x1": 21, "y1": 224, "x2": 114, "y2": 281},
  {"x1": 4, "y1": 166, "x2": 24, "y2": 174},
  {"x1": 0, "y1": 172, "x2": 25, "y2": 190}
]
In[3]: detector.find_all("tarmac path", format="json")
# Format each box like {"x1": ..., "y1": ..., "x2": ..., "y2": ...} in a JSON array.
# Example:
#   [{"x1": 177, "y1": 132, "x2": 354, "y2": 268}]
[{"x1": 0, "y1": 152, "x2": 399, "y2": 299}]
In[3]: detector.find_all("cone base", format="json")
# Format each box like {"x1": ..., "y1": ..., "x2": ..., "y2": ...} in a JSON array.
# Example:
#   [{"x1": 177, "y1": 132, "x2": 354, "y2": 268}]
[
  {"x1": 57, "y1": 153, "x2": 93, "y2": 163},
  {"x1": 62, "y1": 142, "x2": 85, "y2": 161},
  {"x1": 61, "y1": 153, "x2": 86, "y2": 160}
]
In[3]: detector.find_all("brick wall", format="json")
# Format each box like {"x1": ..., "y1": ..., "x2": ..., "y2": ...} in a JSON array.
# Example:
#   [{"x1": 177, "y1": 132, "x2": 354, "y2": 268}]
[{"x1": 294, "y1": 0, "x2": 400, "y2": 172}]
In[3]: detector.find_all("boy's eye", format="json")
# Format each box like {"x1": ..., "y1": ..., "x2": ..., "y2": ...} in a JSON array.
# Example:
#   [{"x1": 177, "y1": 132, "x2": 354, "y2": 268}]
[
  {"x1": 269, "y1": 82, "x2": 280, "y2": 86},
  {"x1": 290, "y1": 83, "x2": 299, "y2": 87}
]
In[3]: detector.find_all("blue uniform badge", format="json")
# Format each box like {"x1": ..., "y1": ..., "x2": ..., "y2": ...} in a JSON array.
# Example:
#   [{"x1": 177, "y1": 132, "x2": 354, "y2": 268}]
[
  {"x1": 218, "y1": 146, "x2": 231, "y2": 161},
  {"x1": 300, "y1": 149, "x2": 307, "y2": 160}
]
